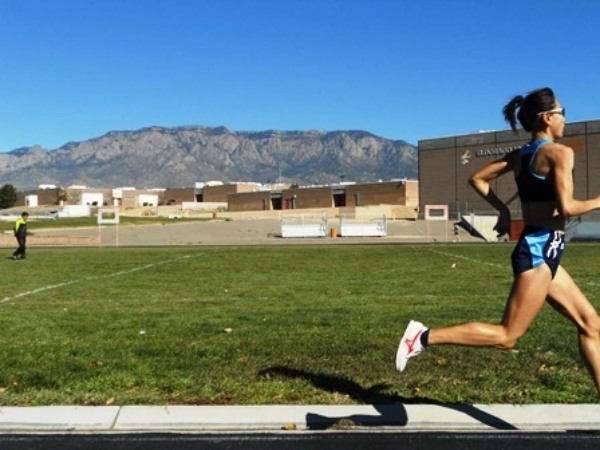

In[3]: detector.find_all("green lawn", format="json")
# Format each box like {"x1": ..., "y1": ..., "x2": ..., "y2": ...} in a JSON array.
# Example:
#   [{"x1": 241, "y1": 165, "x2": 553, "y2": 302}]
[{"x1": 1, "y1": 243, "x2": 599, "y2": 405}]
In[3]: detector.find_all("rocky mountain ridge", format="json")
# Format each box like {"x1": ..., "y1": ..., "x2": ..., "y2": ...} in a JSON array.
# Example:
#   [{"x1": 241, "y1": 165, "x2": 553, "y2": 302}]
[{"x1": 0, "y1": 125, "x2": 418, "y2": 190}]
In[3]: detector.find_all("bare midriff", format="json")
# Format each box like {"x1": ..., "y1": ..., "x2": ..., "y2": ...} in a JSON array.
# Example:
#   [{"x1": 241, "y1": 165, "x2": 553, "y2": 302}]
[{"x1": 522, "y1": 201, "x2": 566, "y2": 231}]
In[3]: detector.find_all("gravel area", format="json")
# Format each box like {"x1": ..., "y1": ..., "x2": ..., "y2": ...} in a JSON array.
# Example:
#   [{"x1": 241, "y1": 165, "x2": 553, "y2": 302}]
[{"x1": 1, "y1": 218, "x2": 478, "y2": 248}]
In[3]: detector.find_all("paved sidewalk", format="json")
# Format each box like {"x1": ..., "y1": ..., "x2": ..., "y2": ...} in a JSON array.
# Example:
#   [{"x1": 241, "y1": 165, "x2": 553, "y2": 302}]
[{"x1": 0, "y1": 404, "x2": 598, "y2": 433}]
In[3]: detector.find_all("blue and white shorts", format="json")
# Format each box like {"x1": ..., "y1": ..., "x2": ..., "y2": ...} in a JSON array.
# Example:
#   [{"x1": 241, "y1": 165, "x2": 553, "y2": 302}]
[{"x1": 511, "y1": 226, "x2": 565, "y2": 278}]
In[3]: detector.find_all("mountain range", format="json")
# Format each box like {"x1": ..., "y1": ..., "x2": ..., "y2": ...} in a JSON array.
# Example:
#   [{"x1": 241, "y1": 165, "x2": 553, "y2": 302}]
[{"x1": 0, "y1": 126, "x2": 418, "y2": 190}]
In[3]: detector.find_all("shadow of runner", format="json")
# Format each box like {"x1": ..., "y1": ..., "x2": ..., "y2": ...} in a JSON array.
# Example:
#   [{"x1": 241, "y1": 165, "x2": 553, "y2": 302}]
[{"x1": 259, "y1": 366, "x2": 518, "y2": 431}]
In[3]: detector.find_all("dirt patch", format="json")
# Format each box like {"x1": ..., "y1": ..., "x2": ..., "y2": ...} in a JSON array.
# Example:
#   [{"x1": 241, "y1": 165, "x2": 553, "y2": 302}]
[{"x1": 0, "y1": 234, "x2": 98, "y2": 247}]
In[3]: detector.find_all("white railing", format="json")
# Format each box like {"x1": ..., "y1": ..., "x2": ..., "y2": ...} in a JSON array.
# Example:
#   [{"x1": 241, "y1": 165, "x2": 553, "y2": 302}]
[
  {"x1": 338, "y1": 215, "x2": 387, "y2": 237},
  {"x1": 280, "y1": 216, "x2": 328, "y2": 238}
]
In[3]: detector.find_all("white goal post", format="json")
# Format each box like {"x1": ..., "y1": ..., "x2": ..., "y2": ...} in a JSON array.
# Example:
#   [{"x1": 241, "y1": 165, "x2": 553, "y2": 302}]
[
  {"x1": 97, "y1": 208, "x2": 120, "y2": 247},
  {"x1": 97, "y1": 208, "x2": 120, "y2": 225}
]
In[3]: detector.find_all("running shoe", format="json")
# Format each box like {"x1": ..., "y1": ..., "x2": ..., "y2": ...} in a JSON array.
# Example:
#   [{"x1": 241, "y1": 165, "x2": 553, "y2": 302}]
[{"x1": 395, "y1": 320, "x2": 427, "y2": 372}]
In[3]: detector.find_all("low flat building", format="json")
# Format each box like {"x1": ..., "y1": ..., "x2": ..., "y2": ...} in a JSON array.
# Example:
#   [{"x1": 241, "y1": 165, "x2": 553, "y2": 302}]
[
  {"x1": 162, "y1": 187, "x2": 195, "y2": 205},
  {"x1": 227, "y1": 180, "x2": 418, "y2": 212},
  {"x1": 201, "y1": 182, "x2": 262, "y2": 202},
  {"x1": 16, "y1": 188, "x2": 61, "y2": 207}
]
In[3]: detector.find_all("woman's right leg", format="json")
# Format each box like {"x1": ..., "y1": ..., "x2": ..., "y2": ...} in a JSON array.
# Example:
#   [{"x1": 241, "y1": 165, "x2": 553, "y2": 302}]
[
  {"x1": 545, "y1": 266, "x2": 600, "y2": 392},
  {"x1": 428, "y1": 265, "x2": 552, "y2": 348}
]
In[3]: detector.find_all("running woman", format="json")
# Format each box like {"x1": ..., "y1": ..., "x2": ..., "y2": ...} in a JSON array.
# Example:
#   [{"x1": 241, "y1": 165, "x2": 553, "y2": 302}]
[{"x1": 396, "y1": 87, "x2": 600, "y2": 393}]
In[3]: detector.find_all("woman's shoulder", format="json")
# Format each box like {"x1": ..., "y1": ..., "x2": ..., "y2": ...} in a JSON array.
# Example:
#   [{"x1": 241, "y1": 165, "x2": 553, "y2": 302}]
[
  {"x1": 539, "y1": 141, "x2": 575, "y2": 168},
  {"x1": 542, "y1": 140, "x2": 571, "y2": 149},
  {"x1": 541, "y1": 141, "x2": 574, "y2": 155}
]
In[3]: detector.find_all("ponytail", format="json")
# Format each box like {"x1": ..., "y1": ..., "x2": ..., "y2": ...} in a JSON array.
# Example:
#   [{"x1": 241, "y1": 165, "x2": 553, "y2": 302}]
[
  {"x1": 502, "y1": 87, "x2": 556, "y2": 133},
  {"x1": 502, "y1": 95, "x2": 524, "y2": 132}
]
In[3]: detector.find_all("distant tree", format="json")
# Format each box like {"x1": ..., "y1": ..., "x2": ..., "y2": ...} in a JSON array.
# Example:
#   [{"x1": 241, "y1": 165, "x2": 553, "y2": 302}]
[
  {"x1": 57, "y1": 186, "x2": 67, "y2": 204},
  {"x1": 0, "y1": 184, "x2": 17, "y2": 209}
]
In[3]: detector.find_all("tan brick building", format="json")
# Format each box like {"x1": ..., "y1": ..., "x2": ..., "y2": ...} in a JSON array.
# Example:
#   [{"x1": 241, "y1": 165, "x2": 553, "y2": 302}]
[{"x1": 418, "y1": 119, "x2": 599, "y2": 219}]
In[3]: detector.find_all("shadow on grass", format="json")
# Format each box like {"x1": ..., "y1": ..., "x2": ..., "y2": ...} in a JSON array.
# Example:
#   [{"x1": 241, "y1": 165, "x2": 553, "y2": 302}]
[{"x1": 259, "y1": 366, "x2": 517, "y2": 430}]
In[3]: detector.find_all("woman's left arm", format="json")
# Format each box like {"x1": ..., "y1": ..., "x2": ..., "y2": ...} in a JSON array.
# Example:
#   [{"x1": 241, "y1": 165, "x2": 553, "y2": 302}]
[{"x1": 553, "y1": 144, "x2": 600, "y2": 217}]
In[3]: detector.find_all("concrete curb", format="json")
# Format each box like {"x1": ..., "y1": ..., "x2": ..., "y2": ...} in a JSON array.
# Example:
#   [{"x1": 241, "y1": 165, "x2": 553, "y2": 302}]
[{"x1": 0, "y1": 404, "x2": 599, "y2": 433}]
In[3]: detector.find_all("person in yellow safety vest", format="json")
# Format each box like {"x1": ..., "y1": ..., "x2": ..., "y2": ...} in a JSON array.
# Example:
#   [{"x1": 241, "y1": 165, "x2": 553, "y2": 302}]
[{"x1": 12, "y1": 212, "x2": 29, "y2": 260}]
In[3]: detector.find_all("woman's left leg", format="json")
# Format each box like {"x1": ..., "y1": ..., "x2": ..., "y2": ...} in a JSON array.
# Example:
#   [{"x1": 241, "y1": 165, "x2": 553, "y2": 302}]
[{"x1": 546, "y1": 265, "x2": 600, "y2": 393}]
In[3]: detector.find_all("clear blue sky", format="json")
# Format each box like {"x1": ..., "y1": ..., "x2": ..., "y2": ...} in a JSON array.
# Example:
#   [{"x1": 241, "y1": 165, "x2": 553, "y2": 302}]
[{"x1": 1, "y1": 0, "x2": 599, "y2": 152}]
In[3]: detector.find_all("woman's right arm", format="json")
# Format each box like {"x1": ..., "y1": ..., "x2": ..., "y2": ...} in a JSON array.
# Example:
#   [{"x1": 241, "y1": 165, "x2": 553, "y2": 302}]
[{"x1": 468, "y1": 153, "x2": 515, "y2": 236}]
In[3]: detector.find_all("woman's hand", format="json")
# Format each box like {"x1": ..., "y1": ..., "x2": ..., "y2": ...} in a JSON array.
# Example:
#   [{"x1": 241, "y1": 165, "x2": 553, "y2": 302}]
[{"x1": 494, "y1": 209, "x2": 511, "y2": 237}]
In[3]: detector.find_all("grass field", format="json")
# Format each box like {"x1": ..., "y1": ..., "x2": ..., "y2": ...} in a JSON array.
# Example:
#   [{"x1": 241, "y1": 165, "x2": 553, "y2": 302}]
[{"x1": 1, "y1": 243, "x2": 599, "y2": 406}]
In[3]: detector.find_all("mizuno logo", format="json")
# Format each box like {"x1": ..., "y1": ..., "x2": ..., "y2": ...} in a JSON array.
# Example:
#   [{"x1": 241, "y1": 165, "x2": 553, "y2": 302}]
[{"x1": 405, "y1": 330, "x2": 423, "y2": 354}]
